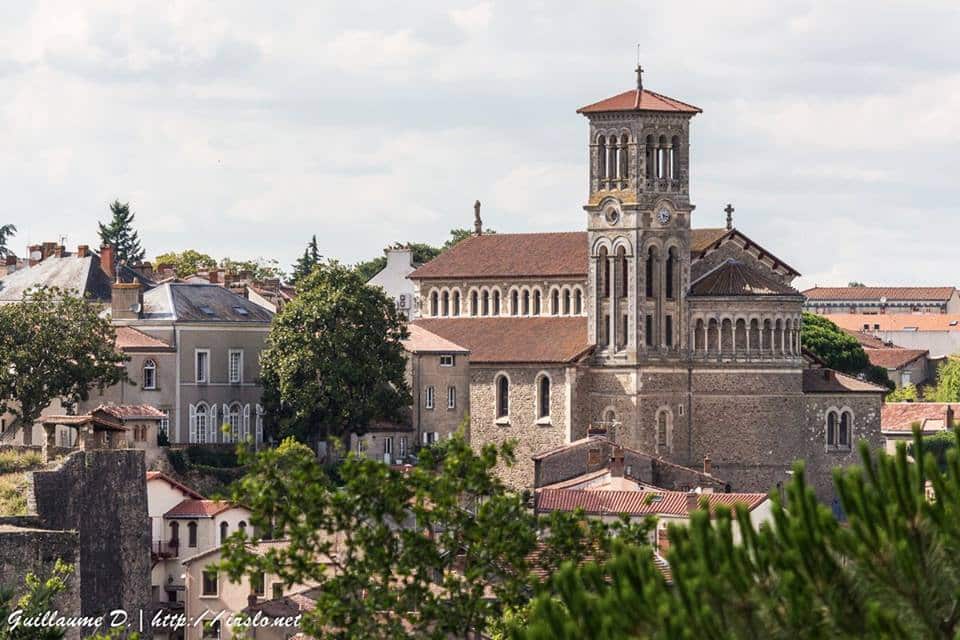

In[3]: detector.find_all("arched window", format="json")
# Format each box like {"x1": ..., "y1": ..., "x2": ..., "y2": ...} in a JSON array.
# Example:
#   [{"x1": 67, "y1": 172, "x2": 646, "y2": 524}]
[
  {"x1": 749, "y1": 319, "x2": 760, "y2": 353},
  {"x1": 708, "y1": 319, "x2": 719, "y2": 353},
  {"x1": 194, "y1": 403, "x2": 208, "y2": 444},
  {"x1": 608, "y1": 138, "x2": 617, "y2": 182},
  {"x1": 665, "y1": 248, "x2": 676, "y2": 300},
  {"x1": 492, "y1": 289, "x2": 501, "y2": 315},
  {"x1": 839, "y1": 411, "x2": 852, "y2": 448},
  {"x1": 537, "y1": 375, "x2": 551, "y2": 420},
  {"x1": 735, "y1": 319, "x2": 747, "y2": 353},
  {"x1": 238, "y1": 521, "x2": 247, "y2": 536},
  {"x1": 187, "y1": 521, "x2": 198, "y2": 548},
  {"x1": 597, "y1": 135, "x2": 607, "y2": 181},
  {"x1": 142, "y1": 359, "x2": 157, "y2": 390},
  {"x1": 169, "y1": 522, "x2": 180, "y2": 545},
  {"x1": 522, "y1": 290, "x2": 530, "y2": 315},
  {"x1": 656, "y1": 409, "x2": 671, "y2": 453},
  {"x1": 658, "y1": 135, "x2": 667, "y2": 178},
  {"x1": 694, "y1": 318, "x2": 705, "y2": 351},
  {"x1": 671, "y1": 135, "x2": 680, "y2": 179},
  {"x1": 597, "y1": 246, "x2": 609, "y2": 299},
  {"x1": 470, "y1": 290, "x2": 478, "y2": 316},
  {"x1": 774, "y1": 319, "x2": 784, "y2": 353},
  {"x1": 763, "y1": 319, "x2": 773, "y2": 354},
  {"x1": 563, "y1": 289, "x2": 571, "y2": 315},
  {"x1": 551, "y1": 289, "x2": 560, "y2": 315},
  {"x1": 574, "y1": 289, "x2": 583, "y2": 315},
  {"x1": 220, "y1": 521, "x2": 229, "y2": 544},
  {"x1": 645, "y1": 134, "x2": 655, "y2": 179},
  {"x1": 496, "y1": 375, "x2": 509, "y2": 420},
  {"x1": 511, "y1": 290, "x2": 519, "y2": 316},
  {"x1": 430, "y1": 291, "x2": 438, "y2": 316},
  {"x1": 620, "y1": 134, "x2": 630, "y2": 180},
  {"x1": 645, "y1": 247, "x2": 656, "y2": 298},
  {"x1": 721, "y1": 318, "x2": 734, "y2": 353},
  {"x1": 533, "y1": 290, "x2": 542, "y2": 315},
  {"x1": 227, "y1": 404, "x2": 242, "y2": 443},
  {"x1": 452, "y1": 291, "x2": 460, "y2": 316},
  {"x1": 482, "y1": 291, "x2": 490, "y2": 316},
  {"x1": 441, "y1": 291, "x2": 449, "y2": 316}
]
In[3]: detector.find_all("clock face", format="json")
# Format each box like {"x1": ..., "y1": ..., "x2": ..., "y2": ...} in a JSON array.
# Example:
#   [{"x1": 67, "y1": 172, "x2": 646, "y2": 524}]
[{"x1": 657, "y1": 207, "x2": 671, "y2": 224}]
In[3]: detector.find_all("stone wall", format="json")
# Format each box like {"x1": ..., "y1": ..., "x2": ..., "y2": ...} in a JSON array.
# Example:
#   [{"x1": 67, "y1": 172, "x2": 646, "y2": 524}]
[{"x1": 31, "y1": 449, "x2": 153, "y2": 637}]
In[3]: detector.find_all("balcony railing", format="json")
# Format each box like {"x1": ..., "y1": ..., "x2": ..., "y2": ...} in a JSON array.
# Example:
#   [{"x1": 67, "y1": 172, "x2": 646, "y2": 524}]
[{"x1": 154, "y1": 540, "x2": 179, "y2": 558}]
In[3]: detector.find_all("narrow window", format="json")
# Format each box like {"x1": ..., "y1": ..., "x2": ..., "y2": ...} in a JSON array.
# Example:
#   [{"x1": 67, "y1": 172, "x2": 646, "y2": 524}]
[
  {"x1": 272, "y1": 583, "x2": 284, "y2": 600},
  {"x1": 646, "y1": 248, "x2": 655, "y2": 298},
  {"x1": 603, "y1": 256, "x2": 611, "y2": 298},
  {"x1": 665, "y1": 315, "x2": 673, "y2": 347},
  {"x1": 170, "y1": 522, "x2": 180, "y2": 547},
  {"x1": 839, "y1": 412, "x2": 851, "y2": 447},
  {"x1": 538, "y1": 376, "x2": 550, "y2": 419},
  {"x1": 511, "y1": 290, "x2": 519, "y2": 316},
  {"x1": 430, "y1": 291, "x2": 438, "y2": 316},
  {"x1": 470, "y1": 291, "x2": 478, "y2": 316},
  {"x1": 533, "y1": 290, "x2": 542, "y2": 315},
  {"x1": 563, "y1": 290, "x2": 571, "y2": 315},
  {"x1": 603, "y1": 314, "x2": 611, "y2": 347},
  {"x1": 452, "y1": 291, "x2": 460, "y2": 316},
  {"x1": 523, "y1": 290, "x2": 530, "y2": 315},
  {"x1": 597, "y1": 135, "x2": 607, "y2": 181},
  {"x1": 619, "y1": 251, "x2": 629, "y2": 299},
  {"x1": 621, "y1": 315, "x2": 629, "y2": 348},
  {"x1": 251, "y1": 572, "x2": 265, "y2": 597},
  {"x1": 238, "y1": 521, "x2": 247, "y2": 536},
  {"x1": 482, "y1": 291, "x2": 489, "y2": 316},
  {"x1": 196, "y1": 351, "x2": 209, "y2": 384},
  {"x1": 658, "y1": 413, "x2": 668, "y2": 449},
  {"x1": 220, "y1": 521, "x2": 228, "y2": 544},
  {"x1": 496, "y1": 375, "x2": 509, "y2": 419},
  {"x1": 666, "y1": 249, "x2": 675, "y2": 300},
  {"x1": 187, "y1": 521, "x2": 198, "y2": 548},
  {"x1": 493, "y1": 290, "x2": 501, "y2": 315},
  {"x1": 827, "y1": 411, "x2": 837, "y2": 446},
  {"x1": 620, "y1": 134, "x2": 630, "y2": 179},
  {"x1": 574, "y1": 290, "x2": 583, "y2": 315},
  {"x1": 227, "y1": 404, "x2": 241, "y2": 443},
  {"x1": 551, "y1": 290, "x2": 560, "y2": 315},
  {"x1": 447, "y1": 385, "x2": 456, "y2": 409},
  {"x1": 425, "y1": 386, "x2": 435, "y2": 410},
  {"x1": 194, "y1": 404, "x2": 208, "y2": 444},
  {"x1": 645, "y1": 315, "x2": 654, "y2": 347},
  {"x1": 143, "y1": 359, "x2": 157, "y2": 390},
  {"x1": 228, "y1": 350, "x2": 242, "y2": 384},
  {"x1": 202, "y1": 570, "x2": 218, "y2": 597},
  {"x1": 384, "y1": 436, "x2": 393, "y2": 455},
  {"x1": 441, "y1": 291, "x2": 449, "y2": 316},
  {"x1": 399, "y1": 437, "x2": 407, "y2": 458}
]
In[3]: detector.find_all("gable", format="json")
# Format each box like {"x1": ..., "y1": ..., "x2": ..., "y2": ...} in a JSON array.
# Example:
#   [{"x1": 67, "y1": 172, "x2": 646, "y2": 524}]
[{"x1": 690, "y1": 228, "x2": 800, "y2": 285}]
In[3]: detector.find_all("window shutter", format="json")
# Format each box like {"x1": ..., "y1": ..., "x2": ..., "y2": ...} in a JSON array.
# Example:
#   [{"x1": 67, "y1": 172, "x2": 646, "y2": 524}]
[
  {"x1": 422, "y1": 432, "x2": 428, "y2": 446},
  {"x1": 243, "y1": 404, "x2": 251, "y2": 439},
  {"x1": 189, "y1": 404, "x2": 196, "y2": 443},
  {"x1": 210, "y1": 404, "x2": 219, "y2": 443}
]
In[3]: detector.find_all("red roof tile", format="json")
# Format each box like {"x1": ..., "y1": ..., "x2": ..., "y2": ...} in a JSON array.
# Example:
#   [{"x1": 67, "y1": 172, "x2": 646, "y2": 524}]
[
  {"x1": 146, "y1": 472, "x2": 205, "y2": 500},
  {"x1": 823, "y1": 314, "x2": 960, "y2": 333},
  {"x1": 577, "y1": 89, "x2": 702, "y2": 115},
  {"x1": 413, "y1": 317, "x2": 592, "y2": 364},
  {"x1": 96, "y1": 404, "x2": 166, "y2": 420},
  {"x1": 802, "y1": 368, "x2": 887, "y2": 394},
  {"x1": 114, "y1": 326, "x2": 172, "y2": 351},
  {"x1": 864, "y1": 348, "x2": 928, "y2": 370},
  {"x1": 803, "y1": 287, "x2": 956, "y2": 302},
  {"x1": 401, "y1": 324, "x2": 469, "y2": 354},
  {"x1": 164, "y1": 499, "x2": 238, "y2": 518},
  {"x1": 882, "y1": 402, "x2": 960, "y2": 433},
  {"x1": 536, "y1": 488, "x2": 767, "y2": 517}
]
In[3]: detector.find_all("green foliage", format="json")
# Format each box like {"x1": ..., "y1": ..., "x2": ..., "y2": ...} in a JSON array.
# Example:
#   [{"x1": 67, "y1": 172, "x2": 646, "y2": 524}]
[
  {"x1": 97, "y1": 200, "x2": 145, "y2": 264},
  {"x1": 219, "y1": 256, "x2": 286, "y2": 281},
  {"x1": 154, "y1": 249, "x2": 218, "y2": 277},
  {"x1": 260, "y1": 260, "x2": 411, "y2": 447},
  {"x1": 354, "y1": 228, "x2": 496, "y2": 282},
  {"x1": 907, "y1": 428, "x2": 955, "y2": 471},
  {"x1": 221, "y1": 435, "x2": 652, "y2": 639},
  {"x1": 0, "y1": 287, "x2": 128, "y2": 424},
  {"x1": 0, "y1": 450, "x2": 43, "y2": 474},
  {"x1": 181, "y1": 444, "x2": 240, "y2": 468},
  {"x1": 926, "y1": 357, "x2": 960, "y2": 402},
  {"x1": 0, "y1": 474, "x2": 31, "y2": 515},
  {"x1": 803, "y1": 313, "x2": 893, "y2": 389},
  {"x1": 848, "y1": 281, "x2": 866, "y2": 287},
  {"x1": 887, "y1": 383, "x2": 920, "y2": 402},
  {"x1": 0, "y1": 559, "x2": 73, "y2": 640},
  {"x1": 0, "y1": 224, "x2": 15, "y2": 259},
  {"x1": 443, "y1": 227, "x2": 496, "y2": 250},
  {"x1": 519, "y1": 430, "x2": 960, "y2": 640},
  {"x1": 290, "y1": 235, "x2": 323, "y2": 285}
]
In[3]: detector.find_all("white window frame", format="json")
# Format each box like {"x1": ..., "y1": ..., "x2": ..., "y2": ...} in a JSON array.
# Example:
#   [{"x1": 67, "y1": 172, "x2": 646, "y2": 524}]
[
  {"x1": 439, "y1": 354, "x2": 455, "y2": 367},
  {"x1": 399, "y1": 436, "x2": 407, "y2": 458},
  {"x1": 195, "y1": 349, "x2": 210, "y2": 384},
  {"x1": 159, "y1": 410, "x2": 170, "y2": 438},
  {"x1": 143, "y1": 359, "x2": 157, "y2": 390},
  {"x1": 201, "y1": 570, "x2": 219, "y2": 598},
  {"x1": 384, "y1": 436, "x2": 393, "y2": 455},
  {"x1": 228, "y1": 349, "x2": 243, "y2": 384},
  {"x1": 425, "y1": 386, "x2": 435, "y2": 410},
  {"x1": 447, "y1": 385, "x2": 456, "y2": 410}
]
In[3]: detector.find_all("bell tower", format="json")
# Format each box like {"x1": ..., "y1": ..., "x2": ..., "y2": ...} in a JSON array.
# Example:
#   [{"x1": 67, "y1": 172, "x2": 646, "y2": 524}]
[{"x1": 577, "y1": 66, "x2": 701, "y2": 365}]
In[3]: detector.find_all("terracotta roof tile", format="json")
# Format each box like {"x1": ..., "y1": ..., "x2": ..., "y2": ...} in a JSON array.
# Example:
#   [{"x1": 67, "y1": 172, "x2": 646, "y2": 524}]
[
  {"x1": 164, "y1": 499, "x2": 237, "y2": 518},
  {"x1": 577, "y1": 89, "x2": 702, "y2": 115},
  {"x1": 804, "y1": 287, "x2": 956, "y2": 302},
  {"x1": 689, "y1": 260, "x2": 800, "y2": 297},
  {"x1": 864, "y1": 348, "x2": 928, "y2": 370},
  {"x1": 114, "y1": 326, "x2": 172, "y2": 351},
  {"x1": 802, "y1": 368, "x2": 887, "y2": 394},
  {"x1": 536, "y1": 489, "x2": 767, "y2": 517},
  {"x1": 401, "y1": 324, "x2": 469, "y2": 354},
  {"x1": 413, "y1": 317, "x2": 592, "y2": 364},
  {"x1": 823, "y1": 314, "x2": 960, "y2": 333},
  {"x1": 843, "y1": 329, "x2": 897, "y2": 349},
  {"x1": 96, "y1": 404, "x2": 166, "y2": 419},
  {"x1": 690, "y1": 228, "x2": 731, "y2": 254},
  {"x1": 882, "y1": 402, "x2": 960, "y2": 432}
]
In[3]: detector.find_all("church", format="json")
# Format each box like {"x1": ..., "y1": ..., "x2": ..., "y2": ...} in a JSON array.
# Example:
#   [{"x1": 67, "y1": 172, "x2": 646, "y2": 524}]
[{"x1": 407, "y1": 68, "x2": 884, "y2": 501}]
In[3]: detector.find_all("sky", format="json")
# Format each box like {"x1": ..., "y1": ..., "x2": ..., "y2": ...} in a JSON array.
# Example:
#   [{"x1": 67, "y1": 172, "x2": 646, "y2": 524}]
[{"x1": 2, "y1": 1, "x2": 958, "y2": 290}]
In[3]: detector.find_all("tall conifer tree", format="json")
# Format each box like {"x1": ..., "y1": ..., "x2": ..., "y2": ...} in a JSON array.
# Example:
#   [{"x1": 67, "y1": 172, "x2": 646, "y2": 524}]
[{"x1": 97, "y1": 200, "x2": 145, "y2": 264}]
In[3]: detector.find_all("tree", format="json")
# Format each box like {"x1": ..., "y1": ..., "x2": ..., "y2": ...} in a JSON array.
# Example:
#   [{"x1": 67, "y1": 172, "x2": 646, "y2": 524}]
[
  {"x1": 218, "y1": 257, "x2": 285, "y2": 282},
  {"x1": 887, "y1": 383, "x2": 920, "y2": 402},
  {"x1": 259, "y1": 261, "x2": 411, "y2": 449},
  {"x1": 926, "y1": 357, "x2": 960, "y2": 402},
  {"x1": 154, "y1": 250, "x2": 218, "y2": 278},
  {"x1": 848, "y1": 281, "x2": 866, "y2": 287},
  {"x1": 0, "y1": 287, "x2": 128, "y2": 426},
  {"x1": 220, "y1": 435, "x2": 651, "y2": 640},
  {"x1": 353, "y1": 227, "x2": 496, "y2": 283},
  {"x1": 0, "y1": 224, "x2": 16, "y2": 259},
  {"x1": 291, "y1": 235, "x2": 323, "y2": 285},
  {"x1": 802, "y1": 313, "x2": 894, "y2": 389},
  {"x1": 443, "y1": 227, "x2": 495, "y2": 250},
  {"x1": 97, "y1": 200, "x2": 145, "y2": 264},
  {"x1": 518, "y1": 430, "x2": 960, "y2": 640},
  {"x1": 0, "y1": 560, "x2": 73, "y2": 640}
]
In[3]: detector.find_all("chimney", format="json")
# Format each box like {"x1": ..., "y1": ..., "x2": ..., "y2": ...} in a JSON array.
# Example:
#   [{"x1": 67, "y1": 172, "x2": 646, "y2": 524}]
[
  {"x1": 686, "y1": 491, "x2": 701, "y2": 513},
  {"x1": 54, "y1": 245, "x2": 65, "y2": 258},
  {"x1": 610, "y1": 445, "x2": 625, "y2": 478},
  {"x1": 208, "y1": 269, "x2": 220, "y2": 284},
  {"x1": 100, "y1": 245, "x2": 115, "y2": 281},
  {"x1": 77, "y1": 245, "x2": 89, "y2": 258},
  {"x1": 111, "y1": 280, "x2": 143, "y2": 320},
  {"x1": 5, "y1": 255, "x2": 16, "y2": 267},
  {"x1": 703, "y1": 455, "x2": 712, "y2": 476},
  {"x1": 27, "y1": 244, "x2": 41, "y2": 266},
  {"x1": 247, "y1": 593, "x2": 258, "y2": 609}
]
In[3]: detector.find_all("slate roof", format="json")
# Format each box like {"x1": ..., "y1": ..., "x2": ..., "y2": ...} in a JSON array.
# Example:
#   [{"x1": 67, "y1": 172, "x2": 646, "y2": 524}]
[
  {"x1": 0, "y1": 252, "x2": 151, "y2": 304},
  {"x1": 536, "y1": 489, "x2": 768, "y2": 517},
  {"x1": 413, "y1": 317, "x2": 592, "y2": 364},
  {"x1": 114, "y1": 326, "x2": 172, "y2": 351},
  {"x1": 882, "y1": 402, "x2": 960, "y2": 433},
  {"x1": 803, "y1": 286, "x2": 956, "y2": 302},
  {"x1": 402, "y1": 324, "x2": 470, "y2": 354},
  {"x1": 577, "y1": 89, "x2": 702, "y2": 115},
  {"x1": 142, "y1": 283, "x2": 273, "y2": 323},
  {"x1": 801, "y1": 368, "x2": 887, "y2": 394},
  {"x1": 863, "y1": 348, "x2": 928, "y2": 370},
  {"x1": 164, "y1": 499, "x2": 238, "y2": 519},
  {"x1": 408, "y1": 228, "x2": 779, "y2": 281},
  {"x1": 689, "y1": 260, "x2": 800, "y2": 297}
]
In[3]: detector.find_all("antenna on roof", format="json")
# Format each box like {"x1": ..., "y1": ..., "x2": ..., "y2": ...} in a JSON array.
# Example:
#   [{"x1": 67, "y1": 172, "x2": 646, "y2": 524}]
[{"x1": 635, "y1": 45, "x2": 643, "y2": 91}]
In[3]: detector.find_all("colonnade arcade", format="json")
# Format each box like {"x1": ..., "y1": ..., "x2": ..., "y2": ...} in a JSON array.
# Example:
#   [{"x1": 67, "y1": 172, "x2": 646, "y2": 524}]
[{"x1": 690, "y1": 314, "x2": 802, "y2": 359}]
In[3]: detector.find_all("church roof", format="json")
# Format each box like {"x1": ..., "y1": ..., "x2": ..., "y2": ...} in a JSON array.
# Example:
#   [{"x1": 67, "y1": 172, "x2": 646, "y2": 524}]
[
  {"x1": 801, "y1": 368, "x2": 887, "y2": 394},
  {"x1": 402, "y1": 324, "x2": 469, "y2": 354},
  {"x1": 409, "y1": 229, "x2": 757, "y2": 281},
  {"x1": 577, "y1": 89, "x2": 702, "y2": 115},
  {"x1": 413, "y1": 317, "x2": 592, "y2": 364},
  {"x1": 689, "y1": 260, "x2": 801, "y2": 297}
]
